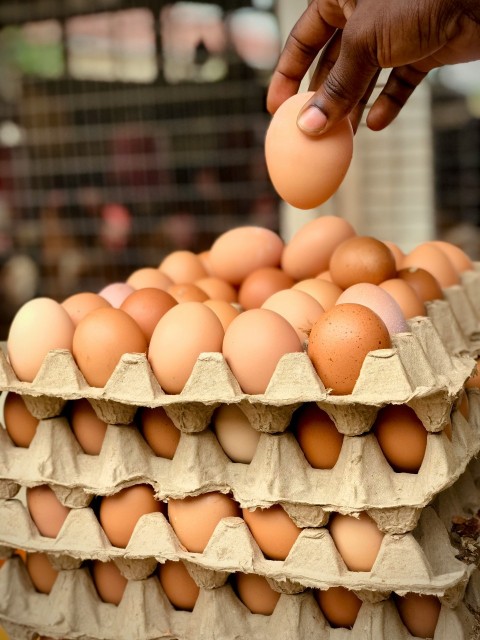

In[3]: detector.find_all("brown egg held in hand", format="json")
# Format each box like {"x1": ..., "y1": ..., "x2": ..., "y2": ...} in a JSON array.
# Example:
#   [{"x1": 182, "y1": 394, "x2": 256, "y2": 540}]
[
  {"x1": 329, "y1": 236, "x2": 397, "y2": 289},
  {"x1": 158, "y1": 560, "x2": 200, "y2": 611},
  {"x1": 26, "y1": 485, "x2": 71, "y2": 539},
  {"x1": 291, "y1": 402, "x2": 343, "y2": 469},
  {"x1": 373, "y1": 404, "x2": 428, "y2": 473},
  {"x1": 329, "y1": 512, "x2": 384, "y2": 571},
  {"x1": 99, "y1": 484, "x2": 165, "y2": 548},
  {"x1": 91, "y1": 560, "x2": 128, "y2": 605},
  {"x1": 265, "y1": 92, "x2": 353, "y2": 209},
  {"x1": 61, "y1": 291, "x2": 111, "y2": 326},
  {"x1": 69, "y1": 398, "x2": 108, "y2": 455},
  {"x1": 234, "y1": 573, "x2": 280, "y2": 615},
  {"x1": 3, "y1": 392, "x2": 39, "y2": 448},
  {"x1": 120, "y1": 287, "x2": 177, "y2": 342},
  {"x1": 316, "y1": 586, "x2": 362, "y2": 629},
  {"x1": 26, "y1": 552, "x2": 59, "y2": 594},
  {"x1": 72, "y1": 308, "x2": 148, "y2": 388},
  {"x1": 168, "y1": 492, "x2": 241, "y2": 553},
  {"x1": 148, "y1": 302, "x2": 224, "y2": 394},
  {"x1": 139, "y1": 406, "x2": 181, "y2": 459},
  {"x1": 7, "y1": 297, "x2": 75, "y2": 383},
  {"x1": 281, "y1": 215, "x2": 356, "y2": 281},
  {"x1": 208, "y1": 226, "x2": 284, "y2": 286},
  {"x1": 222, "y1": 308, "x2": 303, "y2": 394},
  {"x1": 212, "y1": 404, "x2": 261, "y2": 463},
  {"x1": 394, "y1": 593, "x2": 441, "y2": 639},
  {"x1": 242, "y1": 504, "x2": 302, "y2": 560},
  {"x1": 308, "y1": 304, "x2": 391, "y2": 395}
]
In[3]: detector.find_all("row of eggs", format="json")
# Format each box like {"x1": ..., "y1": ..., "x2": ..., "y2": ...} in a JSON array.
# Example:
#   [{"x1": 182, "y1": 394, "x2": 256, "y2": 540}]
[
  {"x1": 3, "y1": 391, "x2": 466, "y2": 474},
  {"x1": 5, "y1": 217, "x2": 477, "y2": 399},
  {"x1": 0, "y1": 550, "x2": 441, "y2": 638}
]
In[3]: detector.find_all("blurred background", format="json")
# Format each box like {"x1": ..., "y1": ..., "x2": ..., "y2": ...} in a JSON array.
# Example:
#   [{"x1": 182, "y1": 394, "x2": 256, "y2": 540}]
[{"x1": 0, "y1": 0, "x2": 479, "y2": 336}]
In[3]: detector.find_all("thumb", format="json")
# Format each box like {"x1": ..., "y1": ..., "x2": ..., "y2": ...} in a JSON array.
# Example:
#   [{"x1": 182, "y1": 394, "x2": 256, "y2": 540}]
[{"x1": 297, "y1": 31, "x2": 379, "y2": 135}]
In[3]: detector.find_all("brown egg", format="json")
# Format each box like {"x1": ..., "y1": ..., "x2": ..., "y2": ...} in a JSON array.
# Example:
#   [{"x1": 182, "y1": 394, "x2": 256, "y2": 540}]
[
  {"x1": 265, "y1": 92, "x2": 353, "y2": 209},
  {"x1": 282, "y1": 215, "x2": 356, "y2": 280},
  {"x1": 26, "y1": 485, "x2": 71, "y2": 538},
  {"x1": 401, "y1": 243, "x2": 460, "y2": 288},
  {"x1": 159, "y1": 250, "x2": 208, "y2": 283},
  {"x1": 120, "y1": 287, "x2": 177, "y2": 341},
  {"x1": 212, "y1": 404, "x2": 261, "y2": 463},
  {"x1": 61, "y1": 292, "x2": 112, "y2": 326},
  {"x1": 222, "y1": 308, "x2": 303, "y2": 394},
  {"x1": 238, "y1": 267, "x2": 295, "y2": 310},
  {"x1": 242, "y1": 504, "x2": 302, "y2": 560},
  {"x1": 195, "y1": 276, "x2": 238, "y2": 303},
  {"x1": 308, "y1": 304, "x2": 392, "y2": 395},
  {"x1": 168, "y1": 282, "x2": 209, "y2": 303},
  {"x1": 158, "y1": 560, "x2": 200, "y2": 611},
  {"x1": 203, "y1": 299, "x2": 241, "y2": 331},
  {"x1": 428, "y1": 240, "x2": 474, "y2": 273},
  {"x1": 69, "y1": 398, "x2": 108, "y2": 455},
  {"x1": 397, "y1": 267, "x2": 444, "y2": 302},
  {"x1": 291, "y1": 402, "x2": 343, "y2": 469},
  {"x1": 379, "y1": 278, "x2": 426, "y2": 319},
  {"x1": 126, "y1": 267, "x2": 173, "y2": 290},
  {"x1": 208, "y1": 226, "x2": 284, "y2": 286},
  {"x1": 329, "y1": 237, "x2": 397, "y2": 289},
  {"x1": 262, "y1": 289, "x2": 325, "y2": 343},
  {"x1": 316, "y1": 586, "x2": 362, "y2": 628},
  {"x1": 292, "y1": 278, "x2": 343, "y2": 310},
  {"x1": 168, "y1": 492, "x2": 241, "y2": 552},
  {"x1": 234, "y1": 573, "x2": 280, "y2": 615},
  {"x1": 317, "y1": 270, "x2": 333, "y2": 281},
  {"x1": 148, "y1": 302, "x2": 224, "y2": 394},
  {"x1": 394, "y1": 593, "x2": 441, "y2": 639},
  {"x1": 26, "y1": 553, "x2": 58, "y2": 594},
  {"x1": 99, "y1": 484, "x2": 165, "y2": 548},
  {"x1": 7, "y1": 297, "x2": 75, "y2": 382},
  {"x1": 72, "y1": 308, "x2": 148, "y2": 388},
  {"x1": 373, "y1": 404, "x2": 428, "y2": 473},
  {"x1": 466, "y1": 357, "x2": 480, "y2": 390},
  {"x1": 91, "y1": 560, "x2": 128, "y2": 605},
  {"x1": 3, "y1": 392, "x2": 39, "y2": 448},
  {"x1": 138, "y1": 406, "x2": 181, "y2": 459},
  {"x1": 329, "y1": 512, "x2": 384, "y2": 571},
  {"x1": 382, "y1": 241, "x2": 405, "y2": 270}
]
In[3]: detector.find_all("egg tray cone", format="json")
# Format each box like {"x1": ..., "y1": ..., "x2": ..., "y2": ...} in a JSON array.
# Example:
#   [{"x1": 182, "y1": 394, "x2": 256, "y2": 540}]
[
  {"x1": 0, "y1": 554, "x2": 476, "y2": 640},
  {"x1": 1, "y1": 392, "x2": 480, "y2": 534},
  {"x1": 0, "y1": 311, "x2": 475, "y2": 438}
]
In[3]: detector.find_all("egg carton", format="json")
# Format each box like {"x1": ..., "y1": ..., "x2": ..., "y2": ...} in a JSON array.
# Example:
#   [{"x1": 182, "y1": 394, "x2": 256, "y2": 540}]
[
  {"x1": 0, "y1": 555, "x2": 476, "y2": 640},
  {"x1": 1, "y1": 391, "x2": 480, "y2": 534},
  {"x1": 0, "y1": 313, "x2": 474, "y2": 437},
  {"x1": 0, "y1": 482, "x2": 472, "y2": 602}
]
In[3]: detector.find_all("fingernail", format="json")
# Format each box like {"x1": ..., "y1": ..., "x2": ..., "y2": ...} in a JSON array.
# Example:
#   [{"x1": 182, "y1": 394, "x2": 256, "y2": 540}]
[{"x1": 297, "y1": 106, "x2": 327, "y2": 133}]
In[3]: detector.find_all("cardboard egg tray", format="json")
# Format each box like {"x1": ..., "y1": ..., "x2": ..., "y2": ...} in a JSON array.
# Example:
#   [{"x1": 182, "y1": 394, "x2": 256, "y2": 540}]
[
  {"x1": 0, "y1": 554, "x2": 476, "y2": 640},
  {"x1": 1, "y1": 393, "x2": 480, "y2": 534},
  {"x1": 0, "y1": 311, "x2": 475, "y2": 437},
  {"x1": 0, "y1": 486, "x2": 472, "y2": 602}
]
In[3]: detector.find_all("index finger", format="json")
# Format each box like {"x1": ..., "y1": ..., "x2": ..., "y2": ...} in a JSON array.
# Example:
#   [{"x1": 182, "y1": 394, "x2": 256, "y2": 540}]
[{"x1": 266, "y1": 2, "x2": 337, "y2": 114}]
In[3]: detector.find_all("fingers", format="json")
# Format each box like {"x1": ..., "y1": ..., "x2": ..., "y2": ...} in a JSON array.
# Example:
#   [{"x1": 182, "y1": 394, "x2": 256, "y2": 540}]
[
  {"x1": 296, "y1": 28, "x2": 380, "y2": 135},
  {"x1": 366, "y1": 64, "x2": 429, "y2": 130},
  {"x1": 266, "y1": 2, "x2": 336, "y2": 114}
]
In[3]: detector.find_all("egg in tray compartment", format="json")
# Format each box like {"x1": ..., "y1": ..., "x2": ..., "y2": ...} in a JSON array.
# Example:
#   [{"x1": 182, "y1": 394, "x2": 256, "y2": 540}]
[
  {"x1": 0, "y1": 549, "x2": 476, "y2": 640},
  {"x1": 1, "y1": 392, "x2": 480, "y2": 534}
]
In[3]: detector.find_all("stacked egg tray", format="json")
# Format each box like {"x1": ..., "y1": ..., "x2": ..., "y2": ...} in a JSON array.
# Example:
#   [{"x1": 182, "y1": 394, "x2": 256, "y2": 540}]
[{"x1": 1, "y1": 270, "x2": 480, "y2": 639}]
